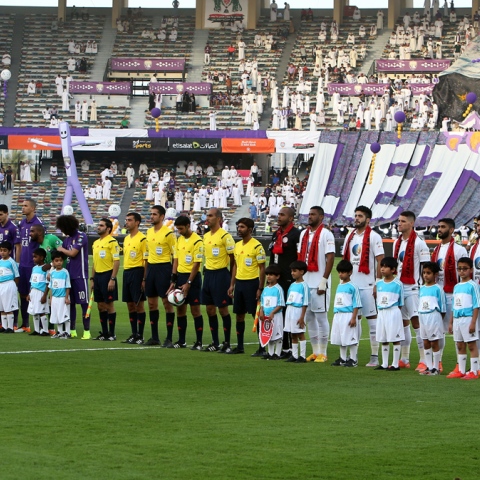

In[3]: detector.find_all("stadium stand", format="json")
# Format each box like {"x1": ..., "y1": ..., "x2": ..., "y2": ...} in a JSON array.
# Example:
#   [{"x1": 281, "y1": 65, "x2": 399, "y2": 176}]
[{"x1": 0, "y1": 13, "x2": 15, "y2": 125}]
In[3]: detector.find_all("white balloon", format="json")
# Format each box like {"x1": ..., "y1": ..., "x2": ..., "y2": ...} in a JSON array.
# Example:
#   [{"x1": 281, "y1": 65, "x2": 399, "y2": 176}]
[
  {"x1": 1, "y1": 69, "x2": 11, "y2": 81},
  {"x1": 63, "y1": 205, "x2": 74, "y2": 215},
  {"x1": 108, "y1": 204, "x2": 121, "y2": 217}
]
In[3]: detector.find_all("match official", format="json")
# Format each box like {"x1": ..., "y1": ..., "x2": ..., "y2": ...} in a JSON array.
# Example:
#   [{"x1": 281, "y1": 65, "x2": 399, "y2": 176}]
[
  {"x1": 121, "y1": 212, "x2": 148, "y2": 345},
  {"x1": 90, "y1": 218, "x2": 120, "y2": 341},
  {"x1": 201, "y1": 208, "x2": 235, "y2": 352}
]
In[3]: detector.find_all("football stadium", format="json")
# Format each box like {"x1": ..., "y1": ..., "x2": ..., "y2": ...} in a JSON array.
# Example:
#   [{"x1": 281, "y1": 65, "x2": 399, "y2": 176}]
[{"x1": 1, "y1": 0, "x2": 480, "y2": 478}]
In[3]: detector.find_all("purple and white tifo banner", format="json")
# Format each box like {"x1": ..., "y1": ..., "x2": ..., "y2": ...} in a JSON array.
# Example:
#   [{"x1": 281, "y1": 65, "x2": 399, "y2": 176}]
[
  {"x1": 110, "y1": 58, "x2": 185, "y2": 71},
  {"x1": 327, "y1": 83, "x2": 435, "y2": 96},
  {"x1": 69, "y1": 82, "x2": 131, "y2": 95},
  {"x1": 375, "y1": 59, "x2": 451, "y2": 72},
  {"x1": 149, "y1": 83, "x2": 212, "y2": 95}
]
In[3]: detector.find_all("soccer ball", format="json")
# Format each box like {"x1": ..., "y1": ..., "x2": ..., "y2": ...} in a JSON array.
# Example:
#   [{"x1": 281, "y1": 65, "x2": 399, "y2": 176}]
[
  {"x1": 63, "y1": 205, "x2": 74, "y2": 215},
  {"x1": 165, "y1": 207, "x2": 177, "y2": 220},
  {"x1": 108, "y1": 204, "x2": 121, "y2": 217},
  {"x1": 167, "y1": 288, "x2": 185, "y2": 306}
]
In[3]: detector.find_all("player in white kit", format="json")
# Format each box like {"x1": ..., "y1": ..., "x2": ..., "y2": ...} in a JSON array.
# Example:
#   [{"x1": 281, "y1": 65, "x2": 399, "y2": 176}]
[
  {"x1": 393, "y1": 211, "x2": 430, "y2": 370},
  {"x1": 342, "y1": 206, "x2": 384, "y2": 366}
]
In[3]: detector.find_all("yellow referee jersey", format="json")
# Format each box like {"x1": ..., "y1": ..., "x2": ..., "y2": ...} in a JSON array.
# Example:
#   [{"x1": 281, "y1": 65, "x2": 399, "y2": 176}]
[
  {"x1": 146, "y1": 225, "x2": 175, "y2": 264},
  {"x1": 92, "y1": 235, "x2": 120, "y2": 273},
  {"x1": 203, "y1": 228, "x2": 235, "y2": 270},
  {"x1": 123, "y1": 232, "x2": 148, "y2": 270},
  {"x1": 174, "y1": 232, "x2": 204, "y2": 274},
  {"x1": 234, "y1": 238, "x2": 266, "y2": 280}
]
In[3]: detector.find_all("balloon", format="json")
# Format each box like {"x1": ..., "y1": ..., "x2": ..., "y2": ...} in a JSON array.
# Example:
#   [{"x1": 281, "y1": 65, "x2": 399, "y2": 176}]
[
  {"x1": 370, "y1": 142, "x2": 381, "y2": 154},
  {"x1": 394, "y1": 111, "x2": 406, "y2": 123},
  {"x1": 0, "y1": 69, "x2": 11, "y2": 81},
  {"x1": 151, "y1": 107, "x2": 161, "y2": 118},
  {"x1": 466, "y1": 92, "x2": 477, "y2": 104}
]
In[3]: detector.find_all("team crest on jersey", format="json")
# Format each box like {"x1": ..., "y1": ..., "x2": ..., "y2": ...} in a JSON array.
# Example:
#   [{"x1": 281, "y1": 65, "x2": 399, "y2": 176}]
[
  {"x1": 352, "y1": 244, "x2": 362, "y2": 256},
  {"x1": 475, "y1": 257, "x2": 480, "y2": 270},
  {"x1": 260, "y1": 319, "x2": 273, "y2": 347}
]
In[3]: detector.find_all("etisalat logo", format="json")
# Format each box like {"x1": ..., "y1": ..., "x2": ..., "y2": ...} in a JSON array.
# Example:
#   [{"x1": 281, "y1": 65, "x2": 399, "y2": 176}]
[{"x1": 171, "y1": 141, "x2": 219, "y2": 149}]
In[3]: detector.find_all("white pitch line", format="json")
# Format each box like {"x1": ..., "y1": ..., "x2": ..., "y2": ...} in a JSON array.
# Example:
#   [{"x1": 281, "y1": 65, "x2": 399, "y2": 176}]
[{"x1": 0, "y1": 338, "x2": 374, "y2": 355}]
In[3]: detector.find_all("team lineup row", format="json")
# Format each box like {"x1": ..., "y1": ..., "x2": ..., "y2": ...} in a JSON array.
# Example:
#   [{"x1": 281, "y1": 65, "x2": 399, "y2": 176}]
[{"x1": 2, "y1": 200, "x2": 480, "y2": 378}]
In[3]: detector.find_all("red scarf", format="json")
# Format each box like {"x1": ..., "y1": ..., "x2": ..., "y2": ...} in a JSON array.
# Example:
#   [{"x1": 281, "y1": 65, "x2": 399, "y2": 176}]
[
  {"x1": 470, "y1": 240, "x2": 479, "y2": 281},
  {"x1": 272, "y1": 222, "x2": 294, "y2": 255},
  {"x1": 343, "y1": 226, "x2": 372, "y2": 275},
  {"x1": 431, "y1": 238, "x2": 457, "y2": 293},
  {"x1": 298, "y1": 225, "x2": 323, "y2": 272},
  {"x1": 394, "y1": 231, "x2": 417, "y2": 285}
]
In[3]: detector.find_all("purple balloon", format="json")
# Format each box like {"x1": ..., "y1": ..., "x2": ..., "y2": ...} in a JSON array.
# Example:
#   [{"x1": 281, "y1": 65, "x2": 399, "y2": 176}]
[
  {"x1": 370, "y1": 142, "x2": 381, "y2": 154},
  {"x1": 466, "y1": 92, "x2": 477, "y2": 104},
  {"x1": 151, "y1": 107, "x2": 161, "y2": 118},
  {"x1": 394, "y1": 111, "x2": 406, "y2": 123}
]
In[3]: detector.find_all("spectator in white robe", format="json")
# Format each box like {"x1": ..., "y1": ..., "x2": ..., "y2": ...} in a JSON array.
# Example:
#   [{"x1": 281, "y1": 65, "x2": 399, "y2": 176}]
[
  {"x1": 209, "y1": 111, "x2": 217, "y2": 130},
  {"x1": 270, "y1": 1, "x2": 278, "y2": 22},
  {"x1": 309, "y1": 110, "x2": 317, "y2": 131},
  {"x1": 125, "y1": 164, "x2": 135, "y2": 188},
  {"x1": 232, "y1": 185, "x2": 242, "y2": 206},
  {"x1": 175, "y1": 189, "x2": 184, "y2": 212},
  {"x1": 193, "y1": 191, "x2": 201, "y2": 211},
  {"x1": 81, "y1": 100, "x2": 88, "y2": 121},
  {"x1": 377, "y1": 11, "x2": 384, "y2": 30},
  {"x1": 27, "y1": 80, "x2": 36, "y2": 95},
  {"x1": 95, "y1": 183, "x2": 102, "y2": 200},
  {"x1": 146, "y1": 180, "x2": 154, "y2": 201},
  {"x1": 90, "y1": 100, "x2": 97, "y2": 121},
  {"x1": 61, "y1": 90, "x2": 71, "y2": 111},
  {"x1": 220, "y1": 187, "x2": 228, "y2": 208},
  {"x1": 102, "y1": 178, "x2": 112, "y2": 200},
  {"x1": 74, "y1": 101, "x2": 81, "y2": 122},
  {"x1": 184, "y1": 191, "x2": 191, "y2": 211},
  {"x1": 55, "y1": 75, "x2": 64, "y2": 95},
  {"x1": 238, "y1": 39, "x2": 246, "y2": 60}
]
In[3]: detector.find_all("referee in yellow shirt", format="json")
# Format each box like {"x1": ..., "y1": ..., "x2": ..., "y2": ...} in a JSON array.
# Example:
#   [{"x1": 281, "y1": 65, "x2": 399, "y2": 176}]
[
  {"x1": 167, "y1": 215, "x2": 204, "y2": 349},
  {"x1": 90, "y1": 218, "x2": 120, "y2": 341},
  {"x1": 121, "y1": 212, "x2": 148, "y2": 345},
  {"x1": 144, "y1": 205, "x2": 176, "y2": 347},
  {"x1": 228, "y1": 217, "x2": 266, "y2": 354},
  {"x1": 201, "y1": 208, "x2": 235, "y2": 352}
]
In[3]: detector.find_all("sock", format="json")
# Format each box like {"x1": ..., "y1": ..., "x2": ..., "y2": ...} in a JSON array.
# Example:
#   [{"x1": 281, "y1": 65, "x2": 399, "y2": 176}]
[
  {"x1": 33, "y1": 315, "x2": 40, "y2": 333},
  {"x1": 137, "y1": 312, "x2": 146, "y2": 337},
  {"x1": 299, "y1": 340, "x2": 306, "y2": 358},
  {"x1": 177, "y1": 315, "x2": 187, "y2": 344},
  {"x1": 349, "y1": 344, "x2": 358, "y2": 362},
  {"x1": 458, "y1": 353, "x2": 467, "y2": 374},
  {"x1": 48, "y1": 321, "x2": 54, "y2": 332},
  {"x1": 13, "y1": 310, "x2": 17, "y2": 328},
  {"x1": 40, "y1": 315, "x2": 48, "y2": 333},
  {"x1": 381, "y1": 344, "x2": 390, "y2": 368},
  {"x1": 108, "y1": 312, "x2": 116, "y2": 337},
  {"x1": 70, "y1": 303, "x2": 77, "y2": 330},
  {"x1": 282, "y1": 330, "x2": 291, "y2": 351},
  {"x1": 368, "y1": 319, "x2": 379, "y2": 355},
  {"x1": 1, "y1": 313, "x2": 6, "y2": 329},
  {"x1": 236, "y1": 321, "x2": 245, "y2": 349},
  {"x1": 471, "y1": 357, "x2": 479, "y2": 374},
  {"x1": 318, "y1": 313, "x2": 329, "y2": 356},
  {"x1": 222, "y1": 314, "x2": 231, "y2": 343},
  {"x1": 64, "y1": 320, "x2": 71, "y2": 334},
  {"x1": 340, "y1": 345, "x2": 347, "y2": 361},
  {"x1": 291, "y1": 342, "x2": 298, "y2": 359},
  {"x1": 57, "y1": 323, "x2": 64, "y2": 334},
  {"x1": 99, "y1": 311, "x2": 109, "y2": 336},
  {"x1": 392, "y1": 345, "x2": 401, "y2": 368},
  {"x1": 424, "y1": 348, "x2": 433, "y2": 370},
  {"x1": 274, "y1": 339, "x2": 283, "y2": 356},
  {"x1": 129, "y1": 311, "x2": 138, "y2": 336},
  {"x1": 310, "y1": 340, "x2": 320, "y2": 356},
  {"x1": 438, "y1": 335, "x2": 445, "y2": 359},
  {"x1": 268, "y1": 342, "x2": 274, "y2": 356},
  {"x1": 208, "y1": 315, "x2": 219, "y2": 346},
  {"x1": 149, "y1": 309, "x2": 160, "y2": 341},
  {"x1": 81, "y1": 303, "x2": 89, "y2": 331},
  {"x1": 433, "y1": 351, "x2": 441, "y2": 371},
  {"x1": 6, "y1": 313, "x2": 13, "y2": 330},
  {"x1": 194, "y1": 315, "x2": 203, "y2": 343},
  {"x1": 414, "y1": 328, "x2": 425, "y2": 362},
  {"x1": 20, "y1": 297, "x2": 29, "y2": 326},
  {"x1": 166, "y1": 312, "x2": 175, "y2": 341},
  {"x1": 401, "y1": 325, "x2": 411, "y2": 361}
]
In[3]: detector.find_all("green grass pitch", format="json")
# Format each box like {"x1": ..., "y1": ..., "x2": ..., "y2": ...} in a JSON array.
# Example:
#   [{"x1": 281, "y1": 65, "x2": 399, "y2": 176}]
[{"x1": 1, "y1": 257, "x2": 478, "y2": 479}]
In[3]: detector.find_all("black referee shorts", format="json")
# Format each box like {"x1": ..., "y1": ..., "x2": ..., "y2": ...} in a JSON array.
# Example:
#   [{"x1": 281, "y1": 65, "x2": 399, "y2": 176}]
[
  {"x1": 233, "y1": 278, "x2": 259, "y2": 315},
  {"x1": 122, "y1": 267, "x2": 146, "y2": 303},
  {"x1": 93, "y1": 270, "x2": 118, "y2": 304},
  {"x1": 177, "y1": 273, "x2": 202, "y2": 306},
  {"x1": 145, "y1": 262, "x2": 173, "y2": 298},
  {"x1": 201, "y1": 268, "x2": 232, "y2": 307}
]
